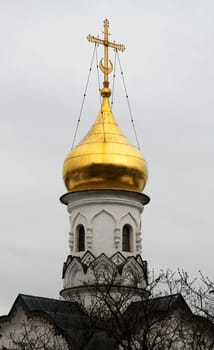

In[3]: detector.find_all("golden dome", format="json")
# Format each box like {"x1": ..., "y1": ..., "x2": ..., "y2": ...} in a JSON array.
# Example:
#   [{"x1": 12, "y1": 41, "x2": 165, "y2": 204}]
[
  {"x1": 63, "y1": 88, "x2": 148, "y2": 193},
  {"x1": 63, "y1": 19, "x2": 148, "y2": 193}
]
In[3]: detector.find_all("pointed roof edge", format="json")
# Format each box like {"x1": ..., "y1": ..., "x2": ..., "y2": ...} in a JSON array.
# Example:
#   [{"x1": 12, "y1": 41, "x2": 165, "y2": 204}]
[{"x1": 0, "y1": 293, "x2": 82, "y2": 327}]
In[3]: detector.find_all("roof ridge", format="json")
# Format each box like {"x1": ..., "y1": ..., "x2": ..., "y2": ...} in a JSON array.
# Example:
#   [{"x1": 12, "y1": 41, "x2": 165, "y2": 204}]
[
  {"x1": 150, "y1": 293, "x2": 181, "y2": 301},
  {"x1": 19, "y1": 294, "x2": 71, "y2": 304}
]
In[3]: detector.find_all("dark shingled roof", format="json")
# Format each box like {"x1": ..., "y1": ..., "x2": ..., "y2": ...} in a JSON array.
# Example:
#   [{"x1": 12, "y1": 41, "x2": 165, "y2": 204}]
[
  {"x1": 0, "y1": 294, "x2": 83, "y2": 331},
  {"x1": 7, "y1": 294, "x2": 86, "y2": 331},
  {"x1": 2, "y1": 293, "x2": 212, "y2": 349},
  {"x1": 126, "y1": 293, "x2": 191, "y2": 316},
  {"x1": 0, "y1": 294, "x2": 117, "y2": 350},
  {"x1": 145, "y1": 293, "x2": 190, "y2": 312},
  {"x1": 0, "y1": 293, "x2": 189, "y2": 329}
]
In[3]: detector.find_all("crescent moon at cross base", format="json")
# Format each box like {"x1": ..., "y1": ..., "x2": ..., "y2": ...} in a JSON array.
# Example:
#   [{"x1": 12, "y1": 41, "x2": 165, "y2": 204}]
[{"x1": 99, "y1": 58, "x2": 113, "y2": 74}]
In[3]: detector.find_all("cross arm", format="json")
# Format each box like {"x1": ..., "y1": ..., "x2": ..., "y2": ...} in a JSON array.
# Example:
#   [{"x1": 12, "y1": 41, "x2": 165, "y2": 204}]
[
  {"x1": 87, "y1": 35, "x2": 103, "y2": 46},
  {"x1": 108, "y1": 41, "x2": 126, "y2": 52},
  {"x1": 87, "y1": 35, "x2": 125, "y2": 52}
]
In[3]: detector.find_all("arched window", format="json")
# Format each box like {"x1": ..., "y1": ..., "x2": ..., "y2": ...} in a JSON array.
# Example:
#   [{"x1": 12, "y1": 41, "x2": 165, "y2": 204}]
[
  {"x1": 122, "y1": 224, "x2": 131, "y2": 252},
  {"x1": 77, "y1": 225, "x2": 85, "y2": 252}
]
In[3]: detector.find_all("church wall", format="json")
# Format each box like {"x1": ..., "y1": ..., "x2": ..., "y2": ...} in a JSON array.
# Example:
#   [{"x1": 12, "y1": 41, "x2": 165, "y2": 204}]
[{"x1": 0, "y1": 307, "x2": 69, "y2": 350}]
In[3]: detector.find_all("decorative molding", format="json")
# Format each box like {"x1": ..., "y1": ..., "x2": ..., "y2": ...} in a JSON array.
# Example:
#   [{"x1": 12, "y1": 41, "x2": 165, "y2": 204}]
[
  {"x1": 120, "y1": 211, "x2": 137, "y2": 228},
  {"x1": 63, "y1": 190, "x2": 147, "y2": 212},
  {"x1": 68, "y1": 231, "x2": 74, "y2": 252},
  {"x1": 136, "y1": 231, "x2": 142, "y2": 253},
  {"x1": 62, "y1": 252, "x2": 148, "y2": 296},
  {"x1": 114, "y1": 228, "x2": 120, "y2": 249},
  {"x1": 91, "y1": 209, "x2": 116, "y2": 226},
  {"x1": 63, "y1": 257, "x2": 84, "y2": 289},
  {"x1": 72, "y1": 212, "x2": 88, "y2": 228},
  {"x1": 81, "y1": 251, "x2": 94, "y2": 266},
  {"x1": 86, "y1": 228, "x2": 93, "y2": 250},
  {"x1": 111, "y1": 252, "x2": 126, "y2": 266}
]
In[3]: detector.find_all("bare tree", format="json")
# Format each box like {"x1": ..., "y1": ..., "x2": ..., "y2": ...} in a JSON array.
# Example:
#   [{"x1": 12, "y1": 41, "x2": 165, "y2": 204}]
[
  {"x1": 69, "y1": 267, "x2": 214, "y2": 350},
  {"x1": 1, "y1": 318, "x2": 69, "y2": 350},
  {"x1": 1, "y1": 269, "x2": 213, "y2": 350},
  {"x1": 154, "y1": 269, "x2": 214, "y2": 322}
]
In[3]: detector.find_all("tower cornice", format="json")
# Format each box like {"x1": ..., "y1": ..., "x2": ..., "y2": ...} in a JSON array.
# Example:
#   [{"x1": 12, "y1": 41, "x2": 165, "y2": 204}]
[{"x1": 60, "y1": 189, "x2": 150, "y2": 207}]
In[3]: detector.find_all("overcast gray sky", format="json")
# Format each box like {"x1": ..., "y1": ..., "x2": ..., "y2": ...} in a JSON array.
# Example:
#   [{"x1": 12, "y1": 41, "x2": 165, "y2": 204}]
[{"x1": 0, "y1": 0, "x2": 214, "y2": 315}]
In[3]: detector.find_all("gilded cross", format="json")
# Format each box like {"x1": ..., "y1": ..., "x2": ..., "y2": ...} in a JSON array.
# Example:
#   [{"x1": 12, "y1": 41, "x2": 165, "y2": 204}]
[{"x1": 87, "y1": 19, "x2": 125, "y2": 86}]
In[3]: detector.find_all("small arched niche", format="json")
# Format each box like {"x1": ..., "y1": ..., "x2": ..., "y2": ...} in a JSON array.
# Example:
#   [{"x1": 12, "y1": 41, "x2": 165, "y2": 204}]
[
  {"x1": 122, "y1": 224, "x2": 133, "y2": 252},
  {"x1": 76, "y1": 224, "x2": 85, "y2": 252}
]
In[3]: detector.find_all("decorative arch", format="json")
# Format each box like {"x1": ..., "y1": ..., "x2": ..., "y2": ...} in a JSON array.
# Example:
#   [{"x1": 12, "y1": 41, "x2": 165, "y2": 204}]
[
  {"x1": 64, "y1": 259, "x2": 84, "y2": 288},
  {"x1": 73, "y1": 212, "x2": 88, "y2": 229},
  {"x1": 91, "y1": 254, "x2": 116, "y2": 284},
  {"x1": 120, "y1": 212, "x2": 137, "y2": 228},
  {"x1": 91, "y1": 210, "x2": 116, "y2": 254},
  {"x1": 91, "y1": 209, "x2": 116, "y2": 226},
  {"x1": 121, "y1": 257, "x2": 146, "y2": 289}
]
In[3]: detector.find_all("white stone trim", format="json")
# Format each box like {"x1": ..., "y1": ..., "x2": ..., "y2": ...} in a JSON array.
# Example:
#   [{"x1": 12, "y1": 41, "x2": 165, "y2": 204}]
[{"x1": 63, "y1": 190, "x2": 148, "y2": 259}]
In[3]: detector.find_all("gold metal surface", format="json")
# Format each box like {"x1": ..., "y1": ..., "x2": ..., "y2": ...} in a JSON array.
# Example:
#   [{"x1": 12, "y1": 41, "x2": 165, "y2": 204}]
[
  {"x1": 87, "y1": 19, "x2": 125, "y2": 86},
  {"x1": 63, "y1": 19, "x2": 148, "y2": 193},
  {"x1": 63, "y1": 97, "x2": 148, "y2": 193}
]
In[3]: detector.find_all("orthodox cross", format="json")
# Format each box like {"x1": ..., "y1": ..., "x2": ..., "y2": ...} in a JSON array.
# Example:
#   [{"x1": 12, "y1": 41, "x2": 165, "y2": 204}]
[{"x1": 87, "y1": 19, "x2": 125, "y2": 86}]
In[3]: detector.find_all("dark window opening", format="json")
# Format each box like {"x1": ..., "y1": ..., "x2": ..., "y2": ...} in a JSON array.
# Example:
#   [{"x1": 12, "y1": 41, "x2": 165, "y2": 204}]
[
  {"x1": 122, "y1": 224, "x2": 131, "y2": 252},
  {"x1": 77, "y1": 225, "x2": 85, "y2": 252}
]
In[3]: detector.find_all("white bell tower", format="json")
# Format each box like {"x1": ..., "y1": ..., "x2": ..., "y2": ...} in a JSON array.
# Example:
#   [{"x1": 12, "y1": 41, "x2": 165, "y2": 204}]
[{"x1": 60, "y1": 19, "x2": 150, "y2": 302}]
